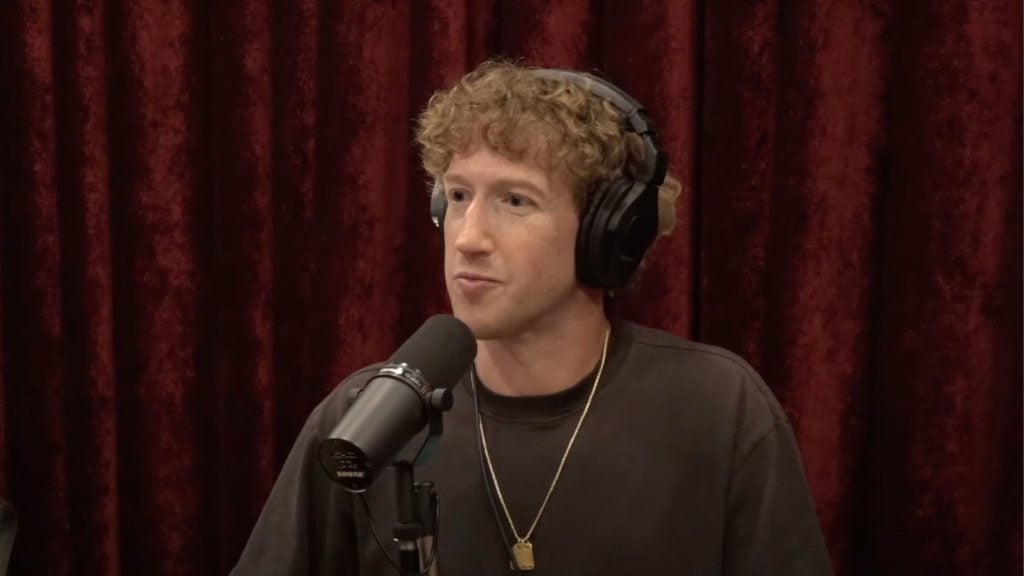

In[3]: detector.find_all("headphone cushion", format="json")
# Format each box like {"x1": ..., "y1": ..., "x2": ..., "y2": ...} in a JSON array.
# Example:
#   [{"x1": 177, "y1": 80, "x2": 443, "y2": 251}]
[{"x1": 430, "y1": 180, "x2": 447, "y2": 234}]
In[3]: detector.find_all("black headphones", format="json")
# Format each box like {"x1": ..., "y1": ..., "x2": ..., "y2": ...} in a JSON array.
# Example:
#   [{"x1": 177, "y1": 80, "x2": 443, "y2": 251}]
[{"x1": 429, "y1": 69, "x2": 669, "y2": 290}]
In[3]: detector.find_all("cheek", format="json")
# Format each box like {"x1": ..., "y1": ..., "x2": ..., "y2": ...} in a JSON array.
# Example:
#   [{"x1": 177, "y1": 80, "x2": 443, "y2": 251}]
[
  {"x1": 522, "y1": 223, "x2": 578, "y2": 279},
  {"x1": 442, "y1": 235, "x2": 458, "y2": 270},
  {"x1": 554, "y1": 216, "x2": 581, "y2": 264}
]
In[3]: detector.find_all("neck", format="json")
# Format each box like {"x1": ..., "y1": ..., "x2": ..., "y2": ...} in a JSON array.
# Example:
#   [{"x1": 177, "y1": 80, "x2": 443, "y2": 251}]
[{"x1": 474, "y1": 310, "x2": 611, "y2": 397}]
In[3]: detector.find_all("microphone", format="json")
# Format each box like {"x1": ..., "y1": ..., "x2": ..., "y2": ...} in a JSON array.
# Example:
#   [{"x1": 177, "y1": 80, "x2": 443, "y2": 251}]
[{"x1": 319, "y1": 315, "x2": 476, "y2": 492}]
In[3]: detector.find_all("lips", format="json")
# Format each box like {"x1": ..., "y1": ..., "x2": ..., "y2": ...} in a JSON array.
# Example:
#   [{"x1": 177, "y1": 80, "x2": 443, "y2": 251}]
[
  {"x1": 453, "y1": 272, "x2": 500, "y2": 296},
  {"x1": 454, "y1": 272, "x2": 499, "y2": 283}
]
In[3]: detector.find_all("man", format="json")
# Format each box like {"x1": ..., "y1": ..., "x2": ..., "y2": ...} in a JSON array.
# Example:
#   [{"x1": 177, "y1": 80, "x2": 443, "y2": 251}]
[{"x1": 232, "y1": 60, "x2": 832, "y2": 575}]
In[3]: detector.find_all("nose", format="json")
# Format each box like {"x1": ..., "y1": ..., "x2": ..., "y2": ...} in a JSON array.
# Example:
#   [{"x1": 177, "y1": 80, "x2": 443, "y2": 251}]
[{"x1": 451, "y1": 197, "x2": 495, "y2": 256}]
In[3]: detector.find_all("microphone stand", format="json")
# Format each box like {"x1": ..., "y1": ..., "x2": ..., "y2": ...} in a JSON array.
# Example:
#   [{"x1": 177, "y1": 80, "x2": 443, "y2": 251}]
[
  {"x1": 392, "y1": 461, "x2": 439, "y2": 575},
  {"x1": 391, "y1": 388, "x2": 451, "y2": 576}
]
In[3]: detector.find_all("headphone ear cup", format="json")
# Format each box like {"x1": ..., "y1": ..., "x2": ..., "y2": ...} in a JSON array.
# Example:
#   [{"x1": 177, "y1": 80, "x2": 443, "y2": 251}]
[
  {"x1": 577, "y1": 179, "x2": 627, "y2": 288},
  {"x1": 603, "y1": 181, "x2": 658, "y2": 288},
  {"x1": 577, "y1": 178, "x2": 658, "y2": 290},
  {"x1": 430, "y1": 180, "x2": 447, "y2": 235}
]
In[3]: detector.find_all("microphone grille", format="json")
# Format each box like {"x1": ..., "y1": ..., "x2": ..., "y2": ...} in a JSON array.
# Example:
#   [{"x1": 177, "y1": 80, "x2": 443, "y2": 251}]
[{"x1": 387, "y1": 315, "x2": 476, "y2": 390}]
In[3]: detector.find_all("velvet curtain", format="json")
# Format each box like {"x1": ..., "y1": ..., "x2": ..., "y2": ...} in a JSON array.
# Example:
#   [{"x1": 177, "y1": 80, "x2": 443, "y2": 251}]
[{"x1": 0, "y1": 0, "x2": 1019, "y2": 574}]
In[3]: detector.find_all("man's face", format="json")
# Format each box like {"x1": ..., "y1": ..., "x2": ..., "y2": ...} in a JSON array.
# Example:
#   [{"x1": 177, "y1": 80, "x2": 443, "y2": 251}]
[{"x1": 442, "y1": 147, "x2": 588, "y2": 340}]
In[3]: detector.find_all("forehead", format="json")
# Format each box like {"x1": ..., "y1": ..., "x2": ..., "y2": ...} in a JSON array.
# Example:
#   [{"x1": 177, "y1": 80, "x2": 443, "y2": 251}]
[{"x1": 443, "y1": 146, "x2": 576, "y2": 197}]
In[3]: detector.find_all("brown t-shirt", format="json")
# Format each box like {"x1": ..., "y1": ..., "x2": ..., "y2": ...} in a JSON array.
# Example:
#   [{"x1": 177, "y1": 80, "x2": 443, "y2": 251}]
[{"x1": 231, "y1": 321, "x2": 832, "y2": 575}]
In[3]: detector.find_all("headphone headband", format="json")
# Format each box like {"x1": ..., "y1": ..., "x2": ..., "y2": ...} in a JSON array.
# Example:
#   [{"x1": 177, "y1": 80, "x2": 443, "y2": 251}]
[{"x1": 531, "y1": 69, "x2": 668, "y2": 187}]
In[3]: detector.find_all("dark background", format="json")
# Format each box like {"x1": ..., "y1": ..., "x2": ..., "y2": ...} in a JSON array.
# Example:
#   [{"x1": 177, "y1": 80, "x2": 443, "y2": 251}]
[{"x1": 0, "y1": 0, "x2": 1020, "y2": 574}]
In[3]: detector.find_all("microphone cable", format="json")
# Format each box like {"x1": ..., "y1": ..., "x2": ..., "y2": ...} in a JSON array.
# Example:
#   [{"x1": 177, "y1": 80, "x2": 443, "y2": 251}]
[{"x1": 358, "y1": 490, "x2": 441, "y2": 576}]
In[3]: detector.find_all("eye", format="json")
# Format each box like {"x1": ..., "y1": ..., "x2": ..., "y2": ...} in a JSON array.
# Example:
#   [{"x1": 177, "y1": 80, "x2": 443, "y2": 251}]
[
  {"x1": 504, "y1": 193, "x2": 533, "y2": 208},
  {"x1": 448, "y1": 188, "x2": 468, "y2": 202}
]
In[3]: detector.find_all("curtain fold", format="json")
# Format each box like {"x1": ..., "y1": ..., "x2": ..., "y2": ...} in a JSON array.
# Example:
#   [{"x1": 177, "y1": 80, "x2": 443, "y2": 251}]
[{"x1": 0, "y1": 1, "x2": 1019, "y2": 574}]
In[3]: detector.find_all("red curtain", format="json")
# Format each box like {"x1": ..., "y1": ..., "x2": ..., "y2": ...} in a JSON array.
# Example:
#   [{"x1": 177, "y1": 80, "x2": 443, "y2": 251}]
[{"x1": 0, "y1": 0, "x2": 1019, "y2": 574}]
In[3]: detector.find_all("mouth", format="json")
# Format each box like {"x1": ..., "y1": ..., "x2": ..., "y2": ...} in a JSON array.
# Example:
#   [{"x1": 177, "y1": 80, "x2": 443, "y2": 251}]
[
  {"x1": 454, "y1": 272, "x2": 499, "y2": 283},
  {"x1": 452, "y1": 272, "x2": 500, "y2": 295}
]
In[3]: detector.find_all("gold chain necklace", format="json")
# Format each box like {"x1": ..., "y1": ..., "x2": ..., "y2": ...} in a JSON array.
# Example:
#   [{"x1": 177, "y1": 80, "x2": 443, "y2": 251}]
[{"x1": 472, "y1": 328, "x2": 611, "y2": 572}]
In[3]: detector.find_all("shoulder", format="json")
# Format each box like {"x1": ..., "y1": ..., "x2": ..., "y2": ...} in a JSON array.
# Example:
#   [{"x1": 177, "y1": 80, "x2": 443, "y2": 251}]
[
  {"x1": 629, "y1": 322, "x2": 763, "y2": 383},
  {"x1": 625, "y1": 322, "x2": 775, "y2": 398},
  {"x1": 618, "y1": 322, "x2": 789, "y2": 454}
]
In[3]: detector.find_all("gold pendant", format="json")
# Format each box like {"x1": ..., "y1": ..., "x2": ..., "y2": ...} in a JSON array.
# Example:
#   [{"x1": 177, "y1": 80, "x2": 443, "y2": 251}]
[{"x1": 512, "y1": 541, "x2": 535, "y2": 571}]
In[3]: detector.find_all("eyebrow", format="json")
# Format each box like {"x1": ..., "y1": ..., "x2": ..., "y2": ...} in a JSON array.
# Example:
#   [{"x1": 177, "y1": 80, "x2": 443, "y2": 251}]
[{"x1": 442, "y1": 173, "x2": 548, "y2": 197}]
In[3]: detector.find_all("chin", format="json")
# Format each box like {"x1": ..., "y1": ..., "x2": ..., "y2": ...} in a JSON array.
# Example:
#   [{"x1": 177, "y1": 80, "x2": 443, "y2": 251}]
[
  {"x1": 451, "y1": 309, "x2": 514, "y2": 341},
  {"x1": 453, "y1": 315, "x2": 498, "y2": 341}
]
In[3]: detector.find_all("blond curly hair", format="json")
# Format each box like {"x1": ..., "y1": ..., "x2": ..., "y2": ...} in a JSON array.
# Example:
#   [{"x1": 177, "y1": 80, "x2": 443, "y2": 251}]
[{"x1": 415, "y1": 59, "x2": 681, "y2": 237}]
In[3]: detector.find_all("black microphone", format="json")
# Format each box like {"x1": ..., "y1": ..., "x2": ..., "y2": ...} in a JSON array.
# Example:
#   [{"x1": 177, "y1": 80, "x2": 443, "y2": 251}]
[{"x1": 319, "y1": 315, "x2": 476, "y2": 492}]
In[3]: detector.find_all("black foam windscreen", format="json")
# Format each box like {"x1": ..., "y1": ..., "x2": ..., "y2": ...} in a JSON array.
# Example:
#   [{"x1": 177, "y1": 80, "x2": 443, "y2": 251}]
[{"x1": 387, "y1": 314, "x2": 477, "y2": 387}]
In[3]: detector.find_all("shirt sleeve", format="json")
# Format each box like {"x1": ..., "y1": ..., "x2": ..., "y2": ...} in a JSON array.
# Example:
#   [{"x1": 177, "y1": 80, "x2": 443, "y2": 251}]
[
  {"x1": 230, "y1": 390, "x2": 361, "y2": 576},
  {"x1": 722, "y1": 420, "x2": 834, "y2": 576}
]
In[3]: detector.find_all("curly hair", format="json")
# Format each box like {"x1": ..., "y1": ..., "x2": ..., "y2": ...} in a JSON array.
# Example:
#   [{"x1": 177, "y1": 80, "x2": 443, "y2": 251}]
[{"x1": 415, "y1": 59, "x2": 681, "y2": 237}]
